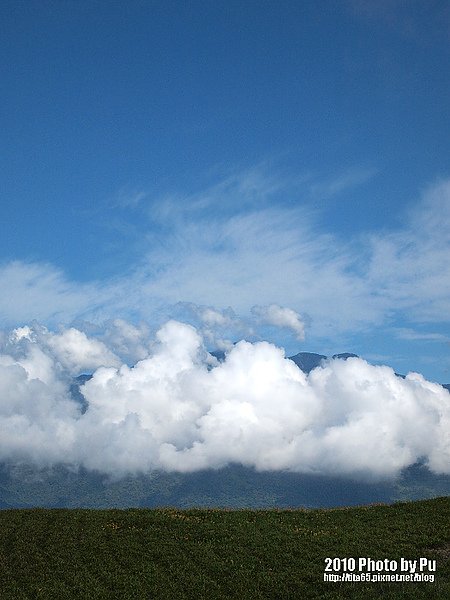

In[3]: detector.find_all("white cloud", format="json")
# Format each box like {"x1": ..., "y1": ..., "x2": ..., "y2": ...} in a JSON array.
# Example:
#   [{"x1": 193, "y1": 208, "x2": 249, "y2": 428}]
[
  {"x1": 170, "y1": 302, "x2": 251, "y2": 350},
  {"x1": 252, "y1": 304, "x2": 305, "y2": 340},
  {"x1": 134, "y1": 206, "x2": 378, "y2": 338},
  {"x1": 125, "y1": 177, "x2": 450, "y2": 338},
  {"x1": 45, "y1": 328, "x2": 121, "y2": 374},
  {"x1": 114, "y1": 188, "x2": 148, "y2": 209},
  {"x1": 393, "y1": 328, "x2": 450, "y2": 343},
  {"x1": 9, "y1": 326, "x2": 34, "y2": 343},
  {"x1": 366, "y1": 180, "x2": 450, "y2": 323},
  {"x1": 0, "y1": 261, "x2": 107, "y2": 326},
  {"x1": 0, "y1": 320, "x2": 448, "y2": 479},
  {"x1": 1, "y1": 177, "x2": 450, "y2": 343},
  {"x1": 100, "y1": 319, "x2": 151, "y2": 364},
  {"x1": 308, "y1": 166, "x2": 377, "y2": 199}
]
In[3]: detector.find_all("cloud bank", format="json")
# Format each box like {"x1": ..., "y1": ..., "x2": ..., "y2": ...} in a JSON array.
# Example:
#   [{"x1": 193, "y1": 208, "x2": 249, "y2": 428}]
[{"x1": 1, "y1": 320, "x2": 448, "y2": 480}]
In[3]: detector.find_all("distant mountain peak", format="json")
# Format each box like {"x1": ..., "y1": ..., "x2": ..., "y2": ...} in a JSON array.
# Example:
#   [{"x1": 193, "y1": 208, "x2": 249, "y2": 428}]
[
  {"x1": 210, "y1": 349, "x2": 360, "y2": 374},
  {"x1": 287, "y1": 352, "x2": 327, "y2": 374},
  {"x1": 331, "y1": 352, "x2": 359, "y2": 360}
]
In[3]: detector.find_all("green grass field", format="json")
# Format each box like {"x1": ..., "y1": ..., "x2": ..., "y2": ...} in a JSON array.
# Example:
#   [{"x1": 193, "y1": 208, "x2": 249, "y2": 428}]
[{"x1": 0, "y1": 497, "x2": 449, "y2": 599}]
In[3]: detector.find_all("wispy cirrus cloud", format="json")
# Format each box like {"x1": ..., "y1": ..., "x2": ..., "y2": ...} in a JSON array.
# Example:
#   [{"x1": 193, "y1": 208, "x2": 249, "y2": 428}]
[
  {"x1": 307, "y1": 166, "x2": 378, "y2": 200},
  {"x1": 113, "y1": 187, "x2": 148, "y2": 209},
  {"x1": 393, "y1": 328, "x2": 450, "y2": 343},
  {"x1": 365, "y1": 180, "x2": 450, "y2": 323},
  {"x1": 0, "y1": 261, "x2": 104, "y2": 326},
  {"x1": 1, "y1": 174, "x2": 450, "y2": 348}
]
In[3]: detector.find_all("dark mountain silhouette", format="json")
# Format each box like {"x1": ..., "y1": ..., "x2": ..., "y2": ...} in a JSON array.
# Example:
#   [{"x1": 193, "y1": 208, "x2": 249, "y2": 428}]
[
  {"x1": 287, "y1": 352, "x2": 327, "y2": 373},
  {"x1": 0, "y1": 461, "x2": 448, "y2": 510},
  {"x1": 331, "y1": 352, "x2": 359, "y2": 360},
  {"x1": 69, "y1": 374, "x2": 91, "y2": 413}
]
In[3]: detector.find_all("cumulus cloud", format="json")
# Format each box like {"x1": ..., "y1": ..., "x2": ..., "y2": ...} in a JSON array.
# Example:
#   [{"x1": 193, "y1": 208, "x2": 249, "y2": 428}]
[
  {"x1": 0, "y1": 320, "x2": 448, "y2": 479},
  {"x1": 252, "y1": 304, "x2": 305, "y2": 340},
  {"x1": 171, "y1": 302, "x2": 251, "y2": 351},
  {"x1": 99, "y1": 319, "x2": 151, "y2": 364},
  {"x1": 5, "y1": 324, "x2": 121, "y2": 376},
  {"x1": 45, "y1": 328, "x2": 121, "y2": 374}
]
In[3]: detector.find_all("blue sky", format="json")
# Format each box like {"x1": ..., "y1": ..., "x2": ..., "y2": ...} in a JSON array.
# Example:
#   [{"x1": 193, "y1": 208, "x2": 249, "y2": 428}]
[{"x1": 1, "y1": 0, "x2": 450, "y2": 381}]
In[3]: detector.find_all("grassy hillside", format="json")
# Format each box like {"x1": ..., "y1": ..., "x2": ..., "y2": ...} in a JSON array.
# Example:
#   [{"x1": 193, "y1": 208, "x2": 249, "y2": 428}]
[{"x1": 0, "y1": 498, "x2": 449, "y2": 599}]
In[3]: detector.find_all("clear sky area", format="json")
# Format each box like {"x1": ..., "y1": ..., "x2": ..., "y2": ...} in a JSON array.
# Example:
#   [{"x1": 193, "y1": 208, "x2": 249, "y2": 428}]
[{"x1": 1, "y1": 0, "x2": 450, "y2": 382}]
